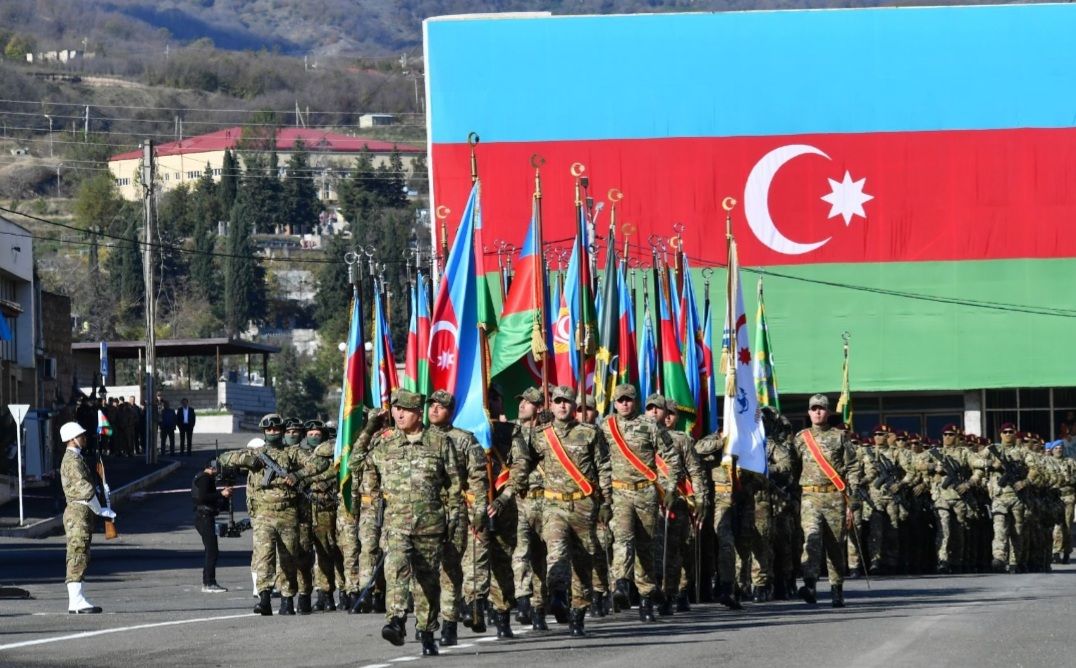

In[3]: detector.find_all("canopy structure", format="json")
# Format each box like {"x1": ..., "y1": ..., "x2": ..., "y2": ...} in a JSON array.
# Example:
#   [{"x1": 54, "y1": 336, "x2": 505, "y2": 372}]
[{"x1": 72, "y1": 338, "x2": 281, "y2": 388}]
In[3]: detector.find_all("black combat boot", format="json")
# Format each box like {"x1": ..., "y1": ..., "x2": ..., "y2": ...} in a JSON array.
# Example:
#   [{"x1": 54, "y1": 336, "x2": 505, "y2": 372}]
[
  {"x1": 254, "y1": 590, "x2": 273, "y2": 616},
  {"x1": 325, "y1": 591, "x2": 337, "y2": 611},
  {"x1": 531, "y1": 605, "x2": 549, "y2": 631},
  {"x1": 612, "y1": 578, "x2": 632, "y2": 609},
  {"x1": 279, "y1": 596, "x2": 296, "y2": 615},
  {"x1": 589, "y1": 591, "x2": 606, "y2": 618},
  {"x1": 752, "y1": 584, "x2": 772, "y2": 603},
  {"x1": 460, "y1": 599, "x2": 474, "y2": 629},
  {"x1": 515, "y1": 595, "x2": 532, "y2": 624},
  {"x1": 568, "y1": 608, "x2": 587, "y2": 637},
  {"x1": 936, "y1": 560, "x2": 951, "y2": 575},
  {"x1": 297, "y1": 593, "x2": 312, "y2": 615},
  {"x1": 717, "y1": 583, "x2": 743, "y2": 610},
  {"x1": 372, "y1": 591, "x2": 386, "y2": 613},
  {"x1": 496, "y1": 610, "x2": 514, "y2": 639},
  {"x1": 486, "y1": 602, "x2": 496, "y2": 627},
  {"x1": 797, "y1": 578, "x2": 817, "y2": 605},
  {"x1": 549, "y1": 591, "x2": 570, "y2": 624},
  {"x1": 339, "y1": 591, "x2": 352, "y2": 611},
  {"x1": 991, "y1": 558, "x2": 1007, "y2": 573},
  {"x1": 657, "y1": 595, "x2": 674, "y2": 616},
  {"x1": 313, "y1": 590, "x2": 327, "y2": 612},
  {"x1": 638, "y1": 596, "x2": 656, "y2": 622},
  {"x1": 420, "y1": 631, "x2": 438, "y2": 656},
  {"x1": 439, "y1": 621, "x2": 458, "y2": 646},
  {"x1": 381, "y1": 616, "x2": 407, "y2": 646},
  {"x1": 676, "y1": 590, "x2": 690, "y2": 612},
  {"x1": 831, "y1": 584, "x2": 845, "y2": 608},
  {"x1": 472, "y1": 598, "x2": 489, "y2": 634}
]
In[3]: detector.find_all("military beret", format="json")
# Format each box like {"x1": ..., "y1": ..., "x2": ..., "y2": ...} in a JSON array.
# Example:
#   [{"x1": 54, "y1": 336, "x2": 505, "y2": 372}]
[
  {"x1": 645, "y1": 393, "x2": 666, "y2": 409},
  {"x1": 551, "y1": 385, "x2": 576, "y2": 402},
  {"x1": 613, "y1": 384, "x2": 637, "y2": 401},
  {"x1": 999, "y1": 422, "x2": 1016, "y2": 431},
  {"x1": 1046, "y1": 439, "x2": 1064, "y2": 450},
  {"x1": 808, "y1": 394, "x2": 829, "y2": 409},
  {"x1": 942, "y1": 423, "x2": 961, "y2": 434},
  {"x1": 516, "y1": 387, "x2": 544, "y2": 404},
  {"x1": 427, "y1": 389, "x2": 455, "y2": 410},
  {"x1": 393, "y1": 389, "x2": 425, "y2": 410},
  {"x1": 665, "y1": 398, "x2": 679, "y2": 412},
  {"x1": 873, "y1": 424, "x2": 891, "y2": 435},
  {"x1": 584, "y1": 395, "x2": 596, "y2": 410}
]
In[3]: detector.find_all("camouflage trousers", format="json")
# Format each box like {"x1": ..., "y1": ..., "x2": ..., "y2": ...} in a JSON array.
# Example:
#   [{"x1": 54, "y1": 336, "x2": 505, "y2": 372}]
[
  {"x1": 64, "y1": 503, "x2": 94, "y2": 583},
  {"x1": 867, "y1": 494, "x2": 901, "y2": 570},
  {"x1": 253, "y1": 505, "x2": 299, "y2": 596},
  {"x1": 658, "y1": 499, "x2": 694, "y2": 596},
  {"x1": 936, "y1": 497, "x2": 970, "y2": 568},
  {"x1": 542, "y1": 496, "x2": 597, "y2": 609},
  {"x1": 611, "y1": 487, "x2": 660, "y2": 597},
  {"x1": 439, "y1": 502, "x2": 469, "y2": 621},
  {"x1": 463, "y1": 499, "x2": 518, "y2": 612},
  {"x1": 359, "y1": 499, "x2": 385, "y2": 595},
  {"x1": 745, "y1": 498, "x2": 774, "y2": 588},
  {"x1": 990, "y1": 494, "x2": 1024, "y2": 566},
  {"x1": 512, "y1": 494, "x2": 547, "y2": 607},
  {"x1": 336, "y1": 503, "x2": 360, "y2": 593},
  {"x1": 285, "y1": 507, "x2": 315, "y2": 594},
  {"x1": 312, "y1": 503, "x2": 343, "y2": 593},
  {"x1": 385, "y1": 530, "x2": 443, "y2": 633},
  {"x1": 593, "y1": 521, "x2": 612, "y2": 594},
  {"x1": 847, "y1": 506, "x2": 864, "y2": 570},
  {"x1": 712, "y1": 495, "x2": 737, "y2": 586},
  {"x1": 1053, "y1": 495, "x2": 1074, "y2": 557},
  {"x1": 800, "y1": 491, "x2": 848, "y2": 586},
  {"x1": 771, "y1": 502, "x2": 800, "y2": 584}
]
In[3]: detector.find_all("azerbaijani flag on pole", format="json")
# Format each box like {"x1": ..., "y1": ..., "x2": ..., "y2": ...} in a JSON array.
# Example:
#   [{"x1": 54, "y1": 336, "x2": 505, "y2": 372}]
[
  {"x1": 723, "y1": 237, "x2": 767, "y2": 474},
  {"x1": 615, "y1": 264, "x2": 638, "y2": 390},
  {"x1": 638, "y1": 303, "x2": 657, "y2": 402},
  {"x1": 658, "y1": 278, "x2": 695, "y2": 431},
  {"x1": 428, "y1": 182, "x2": 492, "y2": 448},
  {"x1": 335, "y1": 289, "x2": 368, "y2": 512},
  {"x1": 564, "y1": 208, "x2": 597, "y2": 392},
  {"x1": 403, "y1": 280, "x2": 419, "y2": 392},
  {"x1": 678, "y1": 258, "x2": 704, "y2": 436},
  {"x1": 594, "y1": 224, "x2": 619, "y2": 415},
  {"x1": 369, "y1": 286, "x2": 399, "y2": 408},
  {"x1": 97, "y1": 410, "x2": 113, "y2": 437},
  {"x1": 702, "y1": 302, "x2": 719, "y2": 434},
  {"x1": 753, "y1": 277, "x2": 780, "y2": 411}
]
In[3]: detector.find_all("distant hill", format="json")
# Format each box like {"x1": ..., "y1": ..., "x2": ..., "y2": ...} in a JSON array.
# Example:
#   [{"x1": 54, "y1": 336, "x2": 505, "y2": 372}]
[{"x1": 1, "y1": 0, "x2": 1025, "y2": 58}]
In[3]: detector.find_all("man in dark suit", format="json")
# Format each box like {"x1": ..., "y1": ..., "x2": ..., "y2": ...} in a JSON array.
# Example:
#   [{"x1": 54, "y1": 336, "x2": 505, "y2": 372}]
[{"x1": 178, "y1": 398, "x2": 197, "y2": 456}]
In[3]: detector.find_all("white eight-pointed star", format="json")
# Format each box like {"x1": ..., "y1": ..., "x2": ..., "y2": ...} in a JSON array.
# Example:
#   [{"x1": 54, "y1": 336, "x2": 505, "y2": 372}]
[{"x1": 821, "y1": 170, "x2": 874, "y2": 226}]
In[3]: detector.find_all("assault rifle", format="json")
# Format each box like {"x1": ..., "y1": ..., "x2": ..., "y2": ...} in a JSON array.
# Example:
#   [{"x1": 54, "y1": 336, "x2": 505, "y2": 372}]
[
  {"x1": 257, "y1": 451, "x2": 313, "y2": 502},
  {"x1": 986, "y1": 444, "x2": 1027, "y2": 494}
]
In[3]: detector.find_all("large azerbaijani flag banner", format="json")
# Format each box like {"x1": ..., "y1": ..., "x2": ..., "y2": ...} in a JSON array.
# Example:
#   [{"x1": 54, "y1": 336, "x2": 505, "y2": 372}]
[{"x1": 424, "y1": 5, "x2": 1076, "y2": 393}]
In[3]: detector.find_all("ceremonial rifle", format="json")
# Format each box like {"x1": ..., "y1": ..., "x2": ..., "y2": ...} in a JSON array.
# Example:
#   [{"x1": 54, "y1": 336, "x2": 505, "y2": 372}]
[{"x1": 95, "y1": 453, "x2": 118, "y2": 540}]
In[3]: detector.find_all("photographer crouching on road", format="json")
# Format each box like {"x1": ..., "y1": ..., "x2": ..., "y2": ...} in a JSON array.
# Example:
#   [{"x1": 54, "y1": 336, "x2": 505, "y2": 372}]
[{"x1": 193, "y1": 458, "x2": 233, "y2": 593}]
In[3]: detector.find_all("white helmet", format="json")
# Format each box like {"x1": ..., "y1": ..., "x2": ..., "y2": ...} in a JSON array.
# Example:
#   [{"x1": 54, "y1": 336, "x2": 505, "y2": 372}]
[
  {"x1": 246, "y1": 437, "x2": 266, "y2": 449},
  {"x1": 60, "y1": 422, "x2": 87, "y2": 443}
]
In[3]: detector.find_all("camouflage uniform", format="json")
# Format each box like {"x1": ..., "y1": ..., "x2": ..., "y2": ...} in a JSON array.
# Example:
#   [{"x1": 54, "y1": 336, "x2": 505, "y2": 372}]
[
  {"x1": 511, "y1": 413, "x2": 549, "y2": 616},
  {"x1": 764, "y1": 428, "x2": 801, "y2": 598},
  {"x1": 600, "y1": 389, "x2": 681, "y2": 603},
  {"x1": 512, "y1": 386, "x2": 612, "y2": 622},
  {"x1": 337, "y1": 499, "x2": 361, "y2": 597},
  {"x1": 1052, "y1": 451, "x2": 1076, "y2": 562},
  {"x1": 218, "y1": 436, "x2": 327, "y2": 598},
  {"x1": 920, "y1": 433, "x2": 981, "y2": 573},
  {"x1": 862, "y1": 439, "x2": 906, "y2": 573},
  {"x1": 349, "y1": 393, "x2": 462, "y2": 635},
  {"x1": 282, "y1": 431, "x2": 316, "y2": 598},
  {"x1": 302, "y1": 437, "x2": 343, "y2": 600},
  {"x1": 660, "y1": 423, "x2": 707, "y2": 603},
  {"x1": 983, "y1": 439, "x2": 1031, "y2": 571},
  {"x1": 694, "y1": 433, "x2": 742, "y2": 606},
  {"x1": 61, "y1": 447, "x2": 97, "y2": 583},
  {"x1": 790, "y1": 410, "x2": 863, "y2": 598}
]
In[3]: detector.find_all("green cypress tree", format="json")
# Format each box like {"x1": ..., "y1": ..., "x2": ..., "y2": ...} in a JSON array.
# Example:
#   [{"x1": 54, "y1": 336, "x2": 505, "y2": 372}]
[
  {"x1": 313, "y1": 233, "x2": 352, "y2": 343},
  {"x1": 224, "y1": 188, "x2": 267, "y2": 336},
  {"x1": 282, "y1": 141, "x2": 320, "y2": 235},
  {"x1": 218, "y1": 149, "x2": 239, "y2": 214}
]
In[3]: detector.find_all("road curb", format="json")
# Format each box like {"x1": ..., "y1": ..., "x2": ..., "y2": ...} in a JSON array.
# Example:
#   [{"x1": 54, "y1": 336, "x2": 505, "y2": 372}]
[{"x1": 0, "y1": 460, "x2": 182, "y2": 539}]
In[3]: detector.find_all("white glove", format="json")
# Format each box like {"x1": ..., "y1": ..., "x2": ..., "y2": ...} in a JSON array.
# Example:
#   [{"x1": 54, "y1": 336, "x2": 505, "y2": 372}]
[{"x1": 100, "y1": 508, "x2": 117, "y2": 520}]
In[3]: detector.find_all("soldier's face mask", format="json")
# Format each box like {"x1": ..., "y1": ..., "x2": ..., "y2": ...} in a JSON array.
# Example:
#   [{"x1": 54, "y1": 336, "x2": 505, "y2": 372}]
[
  {"x1": 264, "y1": 427, "x2": 284, "y2": 446},
  {"x1": 284, "y1": 430, "x2": 303, "y2": 446},
  {"x1": 307, "y1": 431, "x2": 324, "y2": 447}
]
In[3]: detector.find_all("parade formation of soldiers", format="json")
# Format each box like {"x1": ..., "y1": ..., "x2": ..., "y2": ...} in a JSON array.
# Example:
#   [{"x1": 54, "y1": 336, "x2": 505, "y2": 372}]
[{"x1": 57, "y1": 384, "x2": 1076, "y2": 654}]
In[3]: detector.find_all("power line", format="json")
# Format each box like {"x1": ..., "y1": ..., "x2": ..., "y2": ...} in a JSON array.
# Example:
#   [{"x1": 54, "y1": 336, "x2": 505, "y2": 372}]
[{"x1": 0, "y1": 98, "x2": 426, "y2": 116}]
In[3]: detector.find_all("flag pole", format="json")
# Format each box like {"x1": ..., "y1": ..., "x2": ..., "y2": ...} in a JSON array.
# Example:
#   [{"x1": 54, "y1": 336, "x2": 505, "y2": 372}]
[
  {"x1": 532, "y1": 154, "x2": 550, "y2": 407},
  {"x1": 649, "y1": 234, "x2": 665, "y2": 394},
  {"x1": 571, "y1": 161, "x2": 587, "y2": 405},
  {"x1": 722, "y1": 197, "x2": 738, "y2": 398}
]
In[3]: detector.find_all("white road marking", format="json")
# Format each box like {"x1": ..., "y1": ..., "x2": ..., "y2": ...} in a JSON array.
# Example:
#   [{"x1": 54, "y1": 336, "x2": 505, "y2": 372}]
[
  {"x1": 390, "y1": 657, "x2": 418, "y2": 662},
  {"x1": 476, "y1": 636, "x2": 499, "y2": 642},
  {"x1": 453, "y1": 642, "x2": 475, "y2": 649},
  {"x1": 0, "y1": 613, "x2": 252, "y2": 652},
  {"x1": 359, "y1": 664, "x2": 391, "y2": 668}
]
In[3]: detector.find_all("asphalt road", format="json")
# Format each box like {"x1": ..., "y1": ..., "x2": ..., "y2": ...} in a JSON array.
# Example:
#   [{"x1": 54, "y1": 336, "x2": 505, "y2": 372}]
[{"x1": 2, "y1": 438, "x2": 1074, "y2": 667}]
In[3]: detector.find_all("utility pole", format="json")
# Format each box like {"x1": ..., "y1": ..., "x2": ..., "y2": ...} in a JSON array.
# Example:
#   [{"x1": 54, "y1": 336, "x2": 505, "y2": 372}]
[
  {"x1": 141, "y1": 140, "x2": 158, "y2": 465},
  {"x1": 84, "y1": 106, "x2": 89, "y2": 140}
]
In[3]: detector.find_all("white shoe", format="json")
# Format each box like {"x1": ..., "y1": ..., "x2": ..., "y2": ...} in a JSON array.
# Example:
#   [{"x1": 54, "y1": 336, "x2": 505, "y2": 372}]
[
  {"x1": 202, "y1": 584, "x2": 228, "y2": 593},
  {"x1": 251, "y1": 571, "x2": 258, "y2": 597},
  {"x1": 67, "y1": 582, "x2": 102, "y2": 614}
]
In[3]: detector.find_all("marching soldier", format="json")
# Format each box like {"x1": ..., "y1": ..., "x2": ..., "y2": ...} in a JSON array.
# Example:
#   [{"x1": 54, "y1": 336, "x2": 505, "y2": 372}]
[
  {"x1": 510, "y1": 388, "x2": 551, "y2": 630},
  {"x1": 426, "y1": 390, "x2": 489, "y2": 645},
  {"x1": 601, "y1": 386, "x2": 681, "y2": 622},
  {"x1": 512, "y1": 385, "x2": 612, "y2": 637},
  {"x1": 863, "y1": 425, "x2": 905, "y2": 575},
  {"x1": 299, "y1": 420, "x2": 344, "y2": 611},
  {"x1": 349, "y1": 390, "x2": 462, "y2": 657},
  {"x1": 759, "y1": 407, "x2": 800, "y2": 600},
  {"x1": 218, "y1": 413, "x2": 328, "y2": 616},
  {"x1": 694, "y1": 429, "x2": 744, "y2": 610},
  {"x1": 656, "y1": 398, "x2": 708, "y2": 613},
  {"x1": 1051, "y1": 441, "x2": 1076, "y2": 564},
  {"x1": 984, "y1": 422, "x2": 1028, "y2": 573},
  {"x1": 921, "y1": 424, "x2": 980, "y2": 574},
  {"x1": 60, "y1": 421, "x2": 112, "y2": 614},
  {"x1": 789, "y1": 394, "x2": 863, "y2": 608},
  {"x1": 282, "y1": 418, "x2": 315, "y2": 613}
]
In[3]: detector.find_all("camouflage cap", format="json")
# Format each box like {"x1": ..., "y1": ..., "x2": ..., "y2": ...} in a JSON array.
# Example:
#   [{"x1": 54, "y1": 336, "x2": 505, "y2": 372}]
[
  {"x1": 644, "y1": 393, "x2": 666, "y2": 409},
  {"x1": 516, "y1": 387, "x2": 544, "y2": 404},
  {"x1": 664, "y1": 398, "x2": 679, "y2": 413},
  {"x1": 550, "y1": 385, "x2": 576, "y2": 403},
  {"x1": 613, "y1": 384, "x2": 637, "y2": 401},
  {"x1": 427, "y1": 389, "x2": 456, "y2": 410},
  {"x1": 808, "y1": 394, "x2": 829, "y2": 409},
  {"x1": 393, "y1": 389, "x2": 425, "y2": 410},
  {"x1": 584, "y1": 395, "x2": 596, "y2": 410}
]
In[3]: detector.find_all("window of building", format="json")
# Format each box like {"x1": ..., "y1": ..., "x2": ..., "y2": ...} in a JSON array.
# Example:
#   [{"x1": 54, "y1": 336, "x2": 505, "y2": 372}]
[
  {"x1": 984, "y1": 388, "x2": 1076, "y2": 440},
  {"x1": 212, "y1": 168, "x2": 221, "y2": 176},
  {"x1": 0, "y1": 315, "x2": 14, "y2": 361},
  {"x1": 187, "y1": 171, "x2": 200, "y2": 180},
  {"x1": 163, "y1": 173, "x2": 170, "y2": 181}
]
